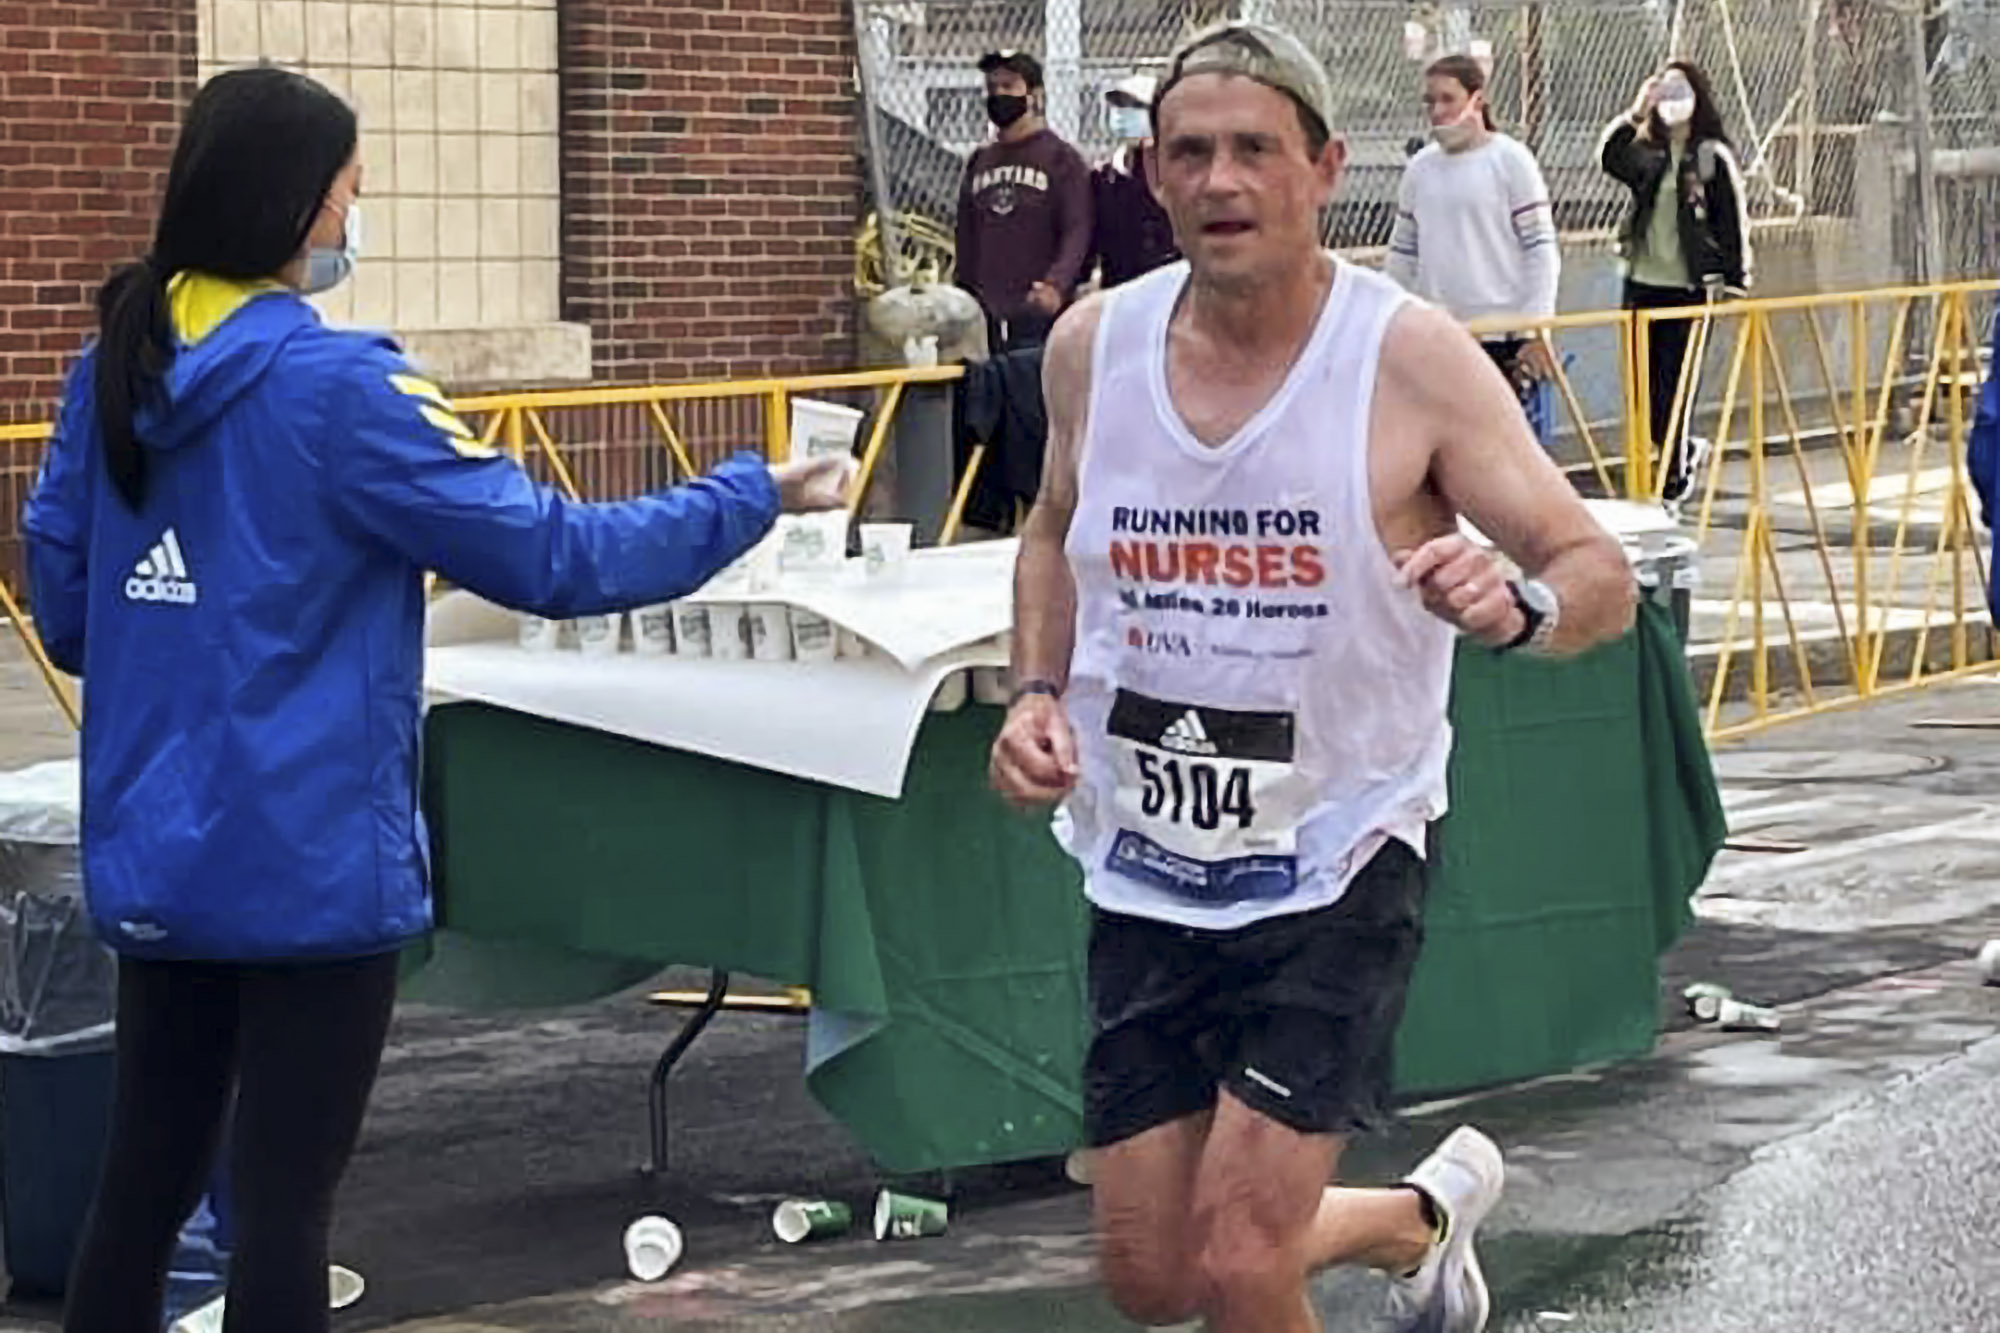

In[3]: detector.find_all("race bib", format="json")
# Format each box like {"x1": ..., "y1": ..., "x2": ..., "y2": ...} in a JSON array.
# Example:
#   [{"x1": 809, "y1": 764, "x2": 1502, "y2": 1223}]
[{"x1": 1103, "y1": 688, "x2": 1303, "y2": 904}]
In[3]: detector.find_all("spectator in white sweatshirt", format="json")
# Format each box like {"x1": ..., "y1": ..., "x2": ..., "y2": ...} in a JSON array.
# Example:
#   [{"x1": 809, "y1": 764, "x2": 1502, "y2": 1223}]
[{"x1": 1386, "y1": 54, "x2": 1561, "y2": 392}]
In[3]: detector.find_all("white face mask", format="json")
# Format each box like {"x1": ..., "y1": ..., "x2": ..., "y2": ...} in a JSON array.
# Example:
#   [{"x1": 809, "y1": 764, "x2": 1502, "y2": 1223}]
[
  {"x1": 1432, "y1": 121, "x2": 1478, "y2": 151},
  {"x1": 300, "y1": 202, "x2": 361, "y2": 296},
  {"x1": 1108, "y1": 105, "x2": 1150, "y2": 143},
  {"x1": 1658, "y1": 98, "x2": 1695, "y2": 127}
]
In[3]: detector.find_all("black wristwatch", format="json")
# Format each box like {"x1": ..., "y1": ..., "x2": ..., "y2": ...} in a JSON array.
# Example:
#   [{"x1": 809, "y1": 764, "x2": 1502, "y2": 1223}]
[{"x1": 1009, "y1": 677, "x2": 1063, "y2": 706}]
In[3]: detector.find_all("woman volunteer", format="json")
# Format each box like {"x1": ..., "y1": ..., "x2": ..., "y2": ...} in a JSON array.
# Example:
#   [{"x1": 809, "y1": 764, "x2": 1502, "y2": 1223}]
[{"x1": 24, "y1": 67, "x2": 849, "y2": 1333}]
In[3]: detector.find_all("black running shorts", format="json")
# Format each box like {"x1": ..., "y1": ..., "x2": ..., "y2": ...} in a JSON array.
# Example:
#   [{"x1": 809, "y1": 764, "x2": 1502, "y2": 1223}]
[{"x1": 1083, "y1": 837, "x2": 1429, "y2": 1146}]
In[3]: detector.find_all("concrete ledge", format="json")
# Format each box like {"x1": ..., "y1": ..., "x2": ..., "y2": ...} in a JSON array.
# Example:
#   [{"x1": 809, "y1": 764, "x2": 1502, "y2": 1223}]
[{"x1": 397, "y1": 323, "x2": 595, "y2": 393}]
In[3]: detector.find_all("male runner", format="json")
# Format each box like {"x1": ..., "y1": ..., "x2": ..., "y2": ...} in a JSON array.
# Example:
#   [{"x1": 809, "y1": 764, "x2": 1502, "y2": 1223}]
[{"x1": 989, "y1": 21, "x2": 1635, "y2": 1333}]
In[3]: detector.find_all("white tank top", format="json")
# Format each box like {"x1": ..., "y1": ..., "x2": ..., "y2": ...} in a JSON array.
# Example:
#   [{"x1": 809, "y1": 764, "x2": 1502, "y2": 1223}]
[{"x1": 1052, "y1": 256, "x2": 1456, "y2": 930}]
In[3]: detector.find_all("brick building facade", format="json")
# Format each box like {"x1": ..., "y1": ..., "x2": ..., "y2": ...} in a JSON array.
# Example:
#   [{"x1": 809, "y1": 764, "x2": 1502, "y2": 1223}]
[
  {"x1": 0, "y1": 0, "x2": 861, "y2": 426},
  {"x1": 0, "y1": 1, "x2": 195, "y2": 426}
]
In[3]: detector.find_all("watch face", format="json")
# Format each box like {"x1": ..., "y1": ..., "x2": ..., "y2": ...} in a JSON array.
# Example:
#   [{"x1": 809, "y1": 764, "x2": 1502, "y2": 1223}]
[{"x1": 1520, "y1": 578, "x2": 1559, "y2": 617}]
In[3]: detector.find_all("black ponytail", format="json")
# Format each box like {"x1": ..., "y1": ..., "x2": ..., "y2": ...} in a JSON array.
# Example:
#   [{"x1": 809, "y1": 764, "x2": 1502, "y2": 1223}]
[
  {"x1": 93, "y1": 258, "x2": 176, "y2": 510},
  {"x1": 93, "y1": 66, "x2": 357, "y2": 511}
]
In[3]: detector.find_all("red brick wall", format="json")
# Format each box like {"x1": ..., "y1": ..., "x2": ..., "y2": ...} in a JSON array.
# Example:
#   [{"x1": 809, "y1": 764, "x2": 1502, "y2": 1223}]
[
  {"x1": 0, "y1": 0, "x2": 197, "y2": 425},
  {"x1": 561, "y1": 0, "x2": 860, "y2": 383}
]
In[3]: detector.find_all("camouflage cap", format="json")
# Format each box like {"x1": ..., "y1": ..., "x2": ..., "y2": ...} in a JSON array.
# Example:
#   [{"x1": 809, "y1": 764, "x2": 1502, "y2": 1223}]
[{"x1": 1159, "y1": 20, "x2": 1335, "y2": 139}]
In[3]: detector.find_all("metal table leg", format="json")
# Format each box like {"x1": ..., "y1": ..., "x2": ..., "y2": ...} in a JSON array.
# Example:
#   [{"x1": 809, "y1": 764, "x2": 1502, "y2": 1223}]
[{"x1": 643, "y1": 970, "x2": 731, "y2": 1177}]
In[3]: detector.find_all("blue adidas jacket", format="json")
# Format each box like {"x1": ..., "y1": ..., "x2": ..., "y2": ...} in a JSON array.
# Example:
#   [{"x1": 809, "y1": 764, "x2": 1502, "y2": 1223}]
[
  {"x1": 24, "y1": 280, "x2": 779, "y2": 961},
  {"x1": 1970, "y1": 314, "x2": 2000, "y2": 612}
]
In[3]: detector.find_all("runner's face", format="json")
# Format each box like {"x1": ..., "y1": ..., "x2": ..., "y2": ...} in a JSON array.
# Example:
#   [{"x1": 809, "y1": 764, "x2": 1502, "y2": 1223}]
[{"x1": 1152, "y1": 73, "x2": 1341, "y2": 288}]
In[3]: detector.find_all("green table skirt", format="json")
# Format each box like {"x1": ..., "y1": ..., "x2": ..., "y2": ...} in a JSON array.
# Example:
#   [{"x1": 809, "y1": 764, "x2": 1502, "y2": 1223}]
[{"x1": 412, "y1": 602, "x2": 1723, "y2": 1172}]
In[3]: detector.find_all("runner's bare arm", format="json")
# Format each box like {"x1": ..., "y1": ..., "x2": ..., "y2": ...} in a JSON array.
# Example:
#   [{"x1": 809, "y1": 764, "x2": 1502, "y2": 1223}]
[
  {"x1": 1009, "y1": 295, "x2": 1103, "y2": 689},
  {"x1": 1382, "y1": 303, "x2": 1635, "y2": 656}
]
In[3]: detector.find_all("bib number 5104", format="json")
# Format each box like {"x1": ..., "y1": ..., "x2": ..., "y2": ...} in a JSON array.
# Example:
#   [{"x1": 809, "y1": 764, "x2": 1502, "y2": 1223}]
[{"x1": 1136, "y1": 751, "x2": 1257, "y2": 830}]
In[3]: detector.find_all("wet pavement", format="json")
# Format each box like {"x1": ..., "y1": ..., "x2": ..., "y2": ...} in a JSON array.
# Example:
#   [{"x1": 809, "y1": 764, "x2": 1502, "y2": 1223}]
[{"x1": 0, "y1": 651, "x2": 1998, "y2": 1333}]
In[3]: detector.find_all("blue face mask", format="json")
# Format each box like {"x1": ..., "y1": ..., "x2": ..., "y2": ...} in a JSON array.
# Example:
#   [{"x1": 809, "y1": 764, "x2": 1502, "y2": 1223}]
[{"x1": 300, "y1": 203, "x2": 361, "y2": 296}]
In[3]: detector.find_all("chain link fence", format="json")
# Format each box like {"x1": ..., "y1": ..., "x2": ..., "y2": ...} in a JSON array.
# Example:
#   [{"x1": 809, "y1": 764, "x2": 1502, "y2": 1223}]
[{"x1": 856, "y1": 0, "x2": 2000, "y2": 293}]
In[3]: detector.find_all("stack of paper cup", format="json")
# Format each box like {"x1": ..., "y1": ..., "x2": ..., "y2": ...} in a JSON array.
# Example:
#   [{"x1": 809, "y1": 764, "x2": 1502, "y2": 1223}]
[
  {"x1": 747, "y1": 603, "x2": 794, "y2": 661},
  {"x1": 708, "y1": 604, "x2": 749, "y2": 660},
  {"x1": 791, "y1": 609, "x2": 838, "y2": 663},
  {"x1": 672, "y1": 603, "x2": 712, "y2": 658},
  {"x1": 623, "y1": 1215, "x2": 684, "y2": 1282},
  {"x1": 519, "y1": 614, "x2": 562, "y2": 652},
  {"x1": 631, "y1": 604, "x2": 675, "y2": 657},
  {"x1": 573, "y1": 613, "x2": 621, "y2": 657}
]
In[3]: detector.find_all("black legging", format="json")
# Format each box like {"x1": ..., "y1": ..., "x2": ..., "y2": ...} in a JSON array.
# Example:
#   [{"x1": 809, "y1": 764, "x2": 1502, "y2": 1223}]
[
  {"x1": 63, "y1": 952, "x2": 399, "y2": 1333},
  {"x1": 1625, "y1": 280, "x2": 1707, "y2": 491}
]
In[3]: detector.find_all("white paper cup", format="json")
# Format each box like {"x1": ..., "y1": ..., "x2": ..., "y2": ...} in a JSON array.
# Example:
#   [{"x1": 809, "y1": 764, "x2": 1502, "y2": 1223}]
[
  {"x1": 929, "y1": 671, "x2": 968, "y2": 713},
  {"x1": 672, "y1": 604, "x2": 712, "y2": 658},
  {"x1": 791, "y1": 609, "x2": 838, "y2": 663},
  {"x1": 329, "y1": 1265, "x2": 366, "y2": 1310},
  {"x1": 623, "y1": 1215, "x2": 684, "y2": 1282},
  {"x1": 518, "y1": 614, "x2": 562, "y2": 652},
  {"x1": 572, "y1": 613, "x2": 620, "y2": 657},
  {"x1": 708, "y1": 603, "x2": 749, "y2": 660},
  {"x1": 747, "y1": 603, "x2": 794, "y2": 661},
  {"x1": 631, "y1": 604, "x2": 675, "y2": 657},
  {"x1": 779, "y1": 511, "x2": 851, "y2": 574},
  {"x1": 1978, "y1": 939, "x2": 2000, "y2": 986},
  {"x1": 836, "y1": 627, "x2": 870, "y2": 660},
  {"x1": 861, "y1": 523, "x2": 914, "y2": 581}
]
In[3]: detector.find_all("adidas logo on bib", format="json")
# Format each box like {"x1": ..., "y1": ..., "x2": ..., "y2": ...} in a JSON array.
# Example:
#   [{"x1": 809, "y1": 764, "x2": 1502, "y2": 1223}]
[
  {"x1": 125, "y1": 528, "x2": 199, "y2": 605},
  {"x1": 1158, "y1": 709, "x2": 1218, "y2": 756}
]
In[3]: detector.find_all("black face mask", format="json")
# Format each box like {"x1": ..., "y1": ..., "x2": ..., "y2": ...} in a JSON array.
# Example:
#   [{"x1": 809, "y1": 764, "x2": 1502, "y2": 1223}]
[{"x1": 986, "y1": 93, "x2": 1030, "y2": 128}]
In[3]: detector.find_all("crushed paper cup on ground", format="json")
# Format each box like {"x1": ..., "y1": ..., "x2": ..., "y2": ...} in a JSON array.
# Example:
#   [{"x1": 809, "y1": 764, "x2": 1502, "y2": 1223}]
[
  {"x1": 773, "y1": 1198, "x2": 854, "y2": 1243},
  {"x1": 624, "y1": 1215, "x2": 685, "y2": 1281},
  {"x1": 1978, "y1": 940, "x2": 2000, "y2": 985},
  {"x1": 874, "y1": 1189, "x2": 948, "y2": 1241},
  {"x1": 170, "y1": 1267, "x2": 365, "y2": 1333},
  {"x1": 1716, "y1": 998, "x2": 1781, "y2": 1033}
]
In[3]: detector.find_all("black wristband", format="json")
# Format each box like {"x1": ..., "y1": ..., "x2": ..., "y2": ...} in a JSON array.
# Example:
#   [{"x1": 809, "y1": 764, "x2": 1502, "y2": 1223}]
[{"x1": 1009, "y1": 678, "x2": 1063, "y2": 706}]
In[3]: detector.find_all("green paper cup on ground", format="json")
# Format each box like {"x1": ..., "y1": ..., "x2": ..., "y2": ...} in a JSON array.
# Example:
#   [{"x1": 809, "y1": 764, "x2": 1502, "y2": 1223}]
[
  {"x1": 773, "y1": 1198, "x2": 854, "y2": 1244},
  {"x1": 874, "y1": 1189, "x2": 948, "y2": 1241}
]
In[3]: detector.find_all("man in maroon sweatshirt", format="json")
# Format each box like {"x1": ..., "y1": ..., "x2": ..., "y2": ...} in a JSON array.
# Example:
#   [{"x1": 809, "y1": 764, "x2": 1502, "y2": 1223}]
[{"x1": 955, "y1": 49, "x2": 1093, "y2": 352}]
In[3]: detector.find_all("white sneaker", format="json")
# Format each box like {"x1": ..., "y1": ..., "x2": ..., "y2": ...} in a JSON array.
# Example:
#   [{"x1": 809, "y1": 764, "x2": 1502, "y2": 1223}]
[{"x1": 1384, "y1": 1125, "x2": 1506, "y2": 1333}]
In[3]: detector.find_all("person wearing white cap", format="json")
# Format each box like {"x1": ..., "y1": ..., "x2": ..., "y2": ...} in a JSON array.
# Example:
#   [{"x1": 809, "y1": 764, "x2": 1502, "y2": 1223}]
[
  {"x1": 989, "y1": 17, "x2": 1634, "y2": 1333},
  {"x1": 1090, "y1": 73, "x2": 1179, "y2": 290}
]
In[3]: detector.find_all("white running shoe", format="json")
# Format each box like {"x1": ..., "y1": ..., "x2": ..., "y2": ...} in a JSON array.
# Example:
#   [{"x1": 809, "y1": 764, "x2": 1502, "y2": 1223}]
[{"x1": 1384, "y1": 1125, "x2": 1506, "y2": 1333}]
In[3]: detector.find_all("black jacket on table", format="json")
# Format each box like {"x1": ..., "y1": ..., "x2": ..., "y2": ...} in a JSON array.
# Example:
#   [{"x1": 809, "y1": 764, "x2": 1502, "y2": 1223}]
[{"x1": 1598, "y1": 115, "x2": 1753, "y2": 296}]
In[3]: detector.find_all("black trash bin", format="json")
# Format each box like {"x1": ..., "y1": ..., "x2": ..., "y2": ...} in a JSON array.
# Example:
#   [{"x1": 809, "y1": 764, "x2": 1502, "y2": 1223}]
[{"x1": 0, "y1": 760, "x2": 115, "y2": 1299}]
